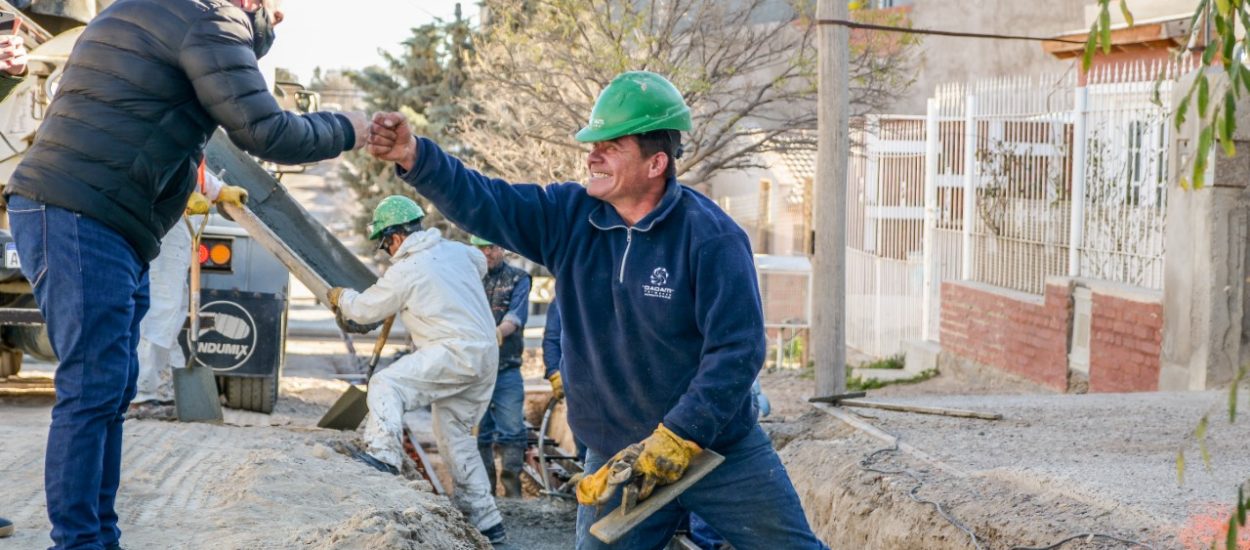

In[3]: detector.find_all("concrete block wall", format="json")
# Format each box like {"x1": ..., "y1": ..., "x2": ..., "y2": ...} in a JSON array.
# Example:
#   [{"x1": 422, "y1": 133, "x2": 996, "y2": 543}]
[
  {"x1": 940, "y1": 280, "x2": 1071, "y2": 391},
  {"x1": 1088, "y1": 292, "x2": 1163, "y2": 393}
]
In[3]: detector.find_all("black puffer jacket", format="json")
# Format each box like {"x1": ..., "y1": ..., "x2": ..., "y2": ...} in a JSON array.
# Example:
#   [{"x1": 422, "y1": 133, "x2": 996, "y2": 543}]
[{"x1": 5, "y1": 0, "x2": 355, "y2": 261}]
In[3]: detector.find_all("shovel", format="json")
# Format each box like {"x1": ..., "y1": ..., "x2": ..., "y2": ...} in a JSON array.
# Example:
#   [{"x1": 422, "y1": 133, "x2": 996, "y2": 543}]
[
  {"x1": 174, "y1": 214, "x2": 224, "y2": 423},
  {"x1": 317, "y1": 314, "x2": 395, "y2": 430}
]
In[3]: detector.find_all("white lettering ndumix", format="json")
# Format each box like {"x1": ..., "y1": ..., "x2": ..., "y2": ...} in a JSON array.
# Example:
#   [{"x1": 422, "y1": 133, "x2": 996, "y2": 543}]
[{"x1": 196, "y1": 341, "x2": 251, "y2": 360}]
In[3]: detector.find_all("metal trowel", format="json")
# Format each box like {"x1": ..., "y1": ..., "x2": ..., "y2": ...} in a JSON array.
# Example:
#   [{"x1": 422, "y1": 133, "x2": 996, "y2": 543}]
[{"x1": 589, "y1": 450, "x2": 726, "y2": 544}]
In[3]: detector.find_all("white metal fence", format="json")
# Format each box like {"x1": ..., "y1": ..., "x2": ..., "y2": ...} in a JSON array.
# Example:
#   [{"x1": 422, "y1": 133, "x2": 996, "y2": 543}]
[
  {"x1": 846, "y1": 116, "x2": 928, "y2": 357},
  {"x1": 756, "y1": 255, "x2": 812, "y2": 368},
  {"x1": 961, "y1": 74, "x2": 1075, "y2": 296},
  {"x1": 735, "y1": 59, "x2": 1189, "y2": 359},
  {"x1": 1072, "y1": 61, "x2": 1190, "y2": 288},
  {"x1": 863, "y1": 60, "x2": 1185, "y2": 357}
]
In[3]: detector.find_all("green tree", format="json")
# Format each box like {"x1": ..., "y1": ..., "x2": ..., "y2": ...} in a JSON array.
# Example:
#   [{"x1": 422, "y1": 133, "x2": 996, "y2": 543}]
[{"x1": 338, "y1": 3, "x2": 476, "y2": 243}]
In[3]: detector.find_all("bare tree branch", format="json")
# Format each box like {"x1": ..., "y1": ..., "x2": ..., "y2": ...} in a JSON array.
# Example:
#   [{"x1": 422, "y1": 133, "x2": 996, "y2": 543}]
[{"x1": 459, "y1": 0, "x2": 920, "y2": 189}]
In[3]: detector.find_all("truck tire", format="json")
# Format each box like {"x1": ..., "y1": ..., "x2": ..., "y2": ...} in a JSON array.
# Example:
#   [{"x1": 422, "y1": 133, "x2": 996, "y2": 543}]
[
  {"x1": 0, "y1": 348, "x2": 20, "y2": 378},
  {"x1": 224, "y1": 376, "x2": 277, "y2": 414}
]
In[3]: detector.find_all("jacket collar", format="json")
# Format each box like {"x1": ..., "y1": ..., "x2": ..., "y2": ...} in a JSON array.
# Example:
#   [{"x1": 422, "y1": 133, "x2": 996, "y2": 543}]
[
  {"x1": 393, "y1": 228, "x2": 441, "y2": 260},
  {"x1": 587, "y1": 177, "x2": 683, "y2": 233}
]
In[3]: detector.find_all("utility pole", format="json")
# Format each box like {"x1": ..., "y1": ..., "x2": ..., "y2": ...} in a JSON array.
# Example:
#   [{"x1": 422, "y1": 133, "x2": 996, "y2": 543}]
[{"x1": 812, "y1": 0, "x2": 848, "y2": 399}]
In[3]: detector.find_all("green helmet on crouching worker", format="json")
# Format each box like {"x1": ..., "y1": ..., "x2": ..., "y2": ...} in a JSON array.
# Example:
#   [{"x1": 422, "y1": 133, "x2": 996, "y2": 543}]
[
  {"x1": 469, "y1": 235, "x2": 494, "y2": 247},
  {"x1": 575, "y1": 71, "x2": 692, "y2": 143},
  {"x1": 369, "y1": 195, "x2": 425, "y2": 240}
]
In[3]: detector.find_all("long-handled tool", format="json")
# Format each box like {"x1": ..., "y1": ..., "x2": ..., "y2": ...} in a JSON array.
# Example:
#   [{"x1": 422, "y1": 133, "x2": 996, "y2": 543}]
[
  {"x1": 317, "y1": 314, "x2": 395, "y2": 430},
  {"x1": 523, "y1": 396, "x2": 584, "y2": 498},
  {"x1": 403, "y1": 428, "x2": 445, "y2": 495},
  {"x1": 589, "y1": 450, "x2": 725, "y2": 544},
  {"x1": 173, "y1": 214, "x2": 224, "y2": 423}
]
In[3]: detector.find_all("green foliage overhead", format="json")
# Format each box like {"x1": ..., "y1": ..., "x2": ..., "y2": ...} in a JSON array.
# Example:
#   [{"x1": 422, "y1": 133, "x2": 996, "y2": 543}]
[{"x1": 1086, "y1": 0, "x2": 1235, "y2": 189}]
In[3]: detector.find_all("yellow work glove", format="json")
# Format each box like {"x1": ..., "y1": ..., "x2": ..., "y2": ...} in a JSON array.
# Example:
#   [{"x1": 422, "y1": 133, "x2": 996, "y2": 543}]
[
  {"x1": 326, "y1": 287, "x2": 346, "y2": 310},
  {"x1": 215, "y1": 185, "x2": 248, "y2": 207},
  {"x1": 185, "y1": 192, "x2": 210, "y2": 216},
  {"x1": 495, "y1": 326, "x2": 504, "y2": 347},
  {"x1": 576, "y1": 443, "x2": 642, "y2": 507},
  {"x1": 634, "y1": 424, "x2": 701, "y2": 499},
  {"x1": 548, "y1": 372, "x2": 564, "y2": 400}
]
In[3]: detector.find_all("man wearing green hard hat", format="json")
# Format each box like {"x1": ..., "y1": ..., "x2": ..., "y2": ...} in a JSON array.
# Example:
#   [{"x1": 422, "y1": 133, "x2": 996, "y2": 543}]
[
  {"x1": 366, "y1": 71, "x2": 827, "y2": 549},
  {"x1": 326, "y1": 195, "x2": 508, "y2": 544},
  {"x1": 469, "y1": 235, "x2": 533, "y2": 500}
]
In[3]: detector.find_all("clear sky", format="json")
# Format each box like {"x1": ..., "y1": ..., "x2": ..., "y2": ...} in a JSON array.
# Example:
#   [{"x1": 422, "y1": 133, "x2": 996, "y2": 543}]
[{"x1": 264, "y1": 0, "x2": 478, "y2": 83}]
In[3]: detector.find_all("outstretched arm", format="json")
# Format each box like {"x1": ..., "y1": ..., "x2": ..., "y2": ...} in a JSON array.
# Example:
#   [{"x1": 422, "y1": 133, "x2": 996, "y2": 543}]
[{"x1": 366, "y1": 112, "x2": 577, "y2": 268}]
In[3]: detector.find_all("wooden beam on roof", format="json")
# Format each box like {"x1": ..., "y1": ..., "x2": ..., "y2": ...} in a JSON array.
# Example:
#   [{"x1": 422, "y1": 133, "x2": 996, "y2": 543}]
[{"x1": 1043, "y1": 19, "x2": 1191, "y2": 59}]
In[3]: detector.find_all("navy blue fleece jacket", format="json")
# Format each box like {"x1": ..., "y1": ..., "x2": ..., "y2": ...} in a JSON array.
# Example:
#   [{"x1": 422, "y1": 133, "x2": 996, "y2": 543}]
[
  {"x1": 543, "y1": 300, "x2": 563, "y2": 380},
  {"x1": 399, "y1": 138, "x2": 764, "y2": 455}
]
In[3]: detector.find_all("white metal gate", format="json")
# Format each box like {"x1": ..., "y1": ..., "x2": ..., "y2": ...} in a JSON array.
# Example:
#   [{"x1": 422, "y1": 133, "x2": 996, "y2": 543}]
[
  {"x1": 736, "y1": 60, "x2": 1191, "y2": 359},
  {"x1": 846, "y1": 116, "x2": 927, "y2": 357}
]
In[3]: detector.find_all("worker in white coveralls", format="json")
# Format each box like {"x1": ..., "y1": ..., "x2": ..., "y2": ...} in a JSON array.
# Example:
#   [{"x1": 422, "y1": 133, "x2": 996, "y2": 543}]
[
  {"x1": 325, "y1": 195, "x2": 507, "y2": 544},
  {"x1": 129, "y1": 166, "x2": 233, "y2": 415}
]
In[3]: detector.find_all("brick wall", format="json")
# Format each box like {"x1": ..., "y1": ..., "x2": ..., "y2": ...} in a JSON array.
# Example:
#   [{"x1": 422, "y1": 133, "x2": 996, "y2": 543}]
[
  {"x1": 759, "y1": 272, "x2": 808, "y2": 325},
  {"x1": 940, "y1": 281, "x2": 1071, "y2": 391},
  {"x1": 1088, "y1": 293, "x2": 1162, "y2": 393}
]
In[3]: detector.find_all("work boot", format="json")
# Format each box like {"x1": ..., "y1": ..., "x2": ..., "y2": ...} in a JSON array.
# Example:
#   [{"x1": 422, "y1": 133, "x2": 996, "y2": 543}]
[
  {"x1": 480, "y1": 522, "x2": 507, "y2": 545},
  {"x1": 478, "y1": 443, "x2": 498, "y2": 496},
  {"x1": 350, "y1": 448, "x2": 399, "y2": 476},
  {"x1": 0, "y1": 516, "x2": 12, "y2": 538},
  {"x1": 499, "y1": 445, "x2": 525, "y2": 499}
]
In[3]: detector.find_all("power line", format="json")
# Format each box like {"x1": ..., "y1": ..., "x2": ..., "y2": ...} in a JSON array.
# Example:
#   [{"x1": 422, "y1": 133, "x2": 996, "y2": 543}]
[{"x1": 816, "y1": 18, "x2": 1088, "y2": 44}]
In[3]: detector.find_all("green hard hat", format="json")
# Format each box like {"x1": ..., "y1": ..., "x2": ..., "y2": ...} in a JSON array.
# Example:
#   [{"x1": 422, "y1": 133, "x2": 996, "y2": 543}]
[
  {"x1": 469, "y1": 235, "x2": 494, "y2": 247},
  {"x1": 369, "y1": 195, "x2": 425, "y2": 240},
  {"x1": 575, "y1": 71, "x2": 692, "y2": 143}
]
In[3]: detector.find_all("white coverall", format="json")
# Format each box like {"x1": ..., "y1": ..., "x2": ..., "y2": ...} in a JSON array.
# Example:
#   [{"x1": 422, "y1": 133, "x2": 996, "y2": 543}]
[
  {"x1": 134, "y1": 173, "x2": 223, "y2": 404},
  {"x1": 337, "y1": 228, "x2": 502, "y2": 531}
]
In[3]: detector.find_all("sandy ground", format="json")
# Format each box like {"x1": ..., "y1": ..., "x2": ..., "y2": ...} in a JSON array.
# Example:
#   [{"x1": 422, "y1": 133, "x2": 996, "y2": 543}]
[
  {"x1": 0, "y1": 372, "x2": 490, "y2": 550},
  {"x1": 0, "y1": 342, "x2": 577, "y2": 550},
  {"x1": 0, "y1": 162, "x2": 579, "y2": 549}
]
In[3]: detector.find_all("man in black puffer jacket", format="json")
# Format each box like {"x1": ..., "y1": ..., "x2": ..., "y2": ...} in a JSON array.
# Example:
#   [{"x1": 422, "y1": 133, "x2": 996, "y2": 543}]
[{"x1": 2, "y1": 1, "x2": 365, "y2": 549}]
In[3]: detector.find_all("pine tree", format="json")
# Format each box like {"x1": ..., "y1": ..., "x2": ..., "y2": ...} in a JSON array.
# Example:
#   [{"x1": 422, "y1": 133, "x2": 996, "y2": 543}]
[{"x1": 338, "y1": 4, "x2": 476, "y2": 243}]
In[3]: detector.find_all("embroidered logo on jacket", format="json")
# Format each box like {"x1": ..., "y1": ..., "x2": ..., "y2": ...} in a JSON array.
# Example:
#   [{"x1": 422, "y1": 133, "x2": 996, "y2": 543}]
[{"x1": 644, "y1": 267, "x2": 674, "y2": 300}]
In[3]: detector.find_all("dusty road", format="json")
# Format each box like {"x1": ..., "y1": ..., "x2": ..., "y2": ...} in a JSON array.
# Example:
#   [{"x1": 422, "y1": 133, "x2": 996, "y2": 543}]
[
  {"x1": 0, "y1": 330, "x2": 576, "y2": 550},
  {"x1": 0, "y1": 375, "x2": 490, "y2": 549}
]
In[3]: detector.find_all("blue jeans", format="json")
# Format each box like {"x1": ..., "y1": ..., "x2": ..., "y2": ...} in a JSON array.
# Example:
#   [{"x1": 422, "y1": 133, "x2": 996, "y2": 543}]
[
  {"x1": 575, "y1": 425, "x2": 828, "y2": 550},
  {"x1": 688, "y1": 511, "x2": 724, "y2": 549},
  {"x1": 477, "y1": 366, "x2": 527, "y2": 447},
  {"x1": 8, "y1": 196, "x2": 150, "y2": 550}
]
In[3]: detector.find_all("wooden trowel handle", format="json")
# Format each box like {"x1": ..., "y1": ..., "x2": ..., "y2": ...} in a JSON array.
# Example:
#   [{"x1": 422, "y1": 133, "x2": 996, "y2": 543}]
[{"x1": 365, "y1": 315, "x2": 396, "y2": 382}]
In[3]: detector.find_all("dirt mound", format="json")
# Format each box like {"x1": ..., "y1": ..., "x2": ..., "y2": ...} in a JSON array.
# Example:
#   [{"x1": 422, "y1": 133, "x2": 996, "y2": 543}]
[
  {"x1": 778, "y1": 410, "x2": 1169, "y2": 549},
  {"x1": 288, "y1": 507, "x2": 487, "y2": 550}
]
